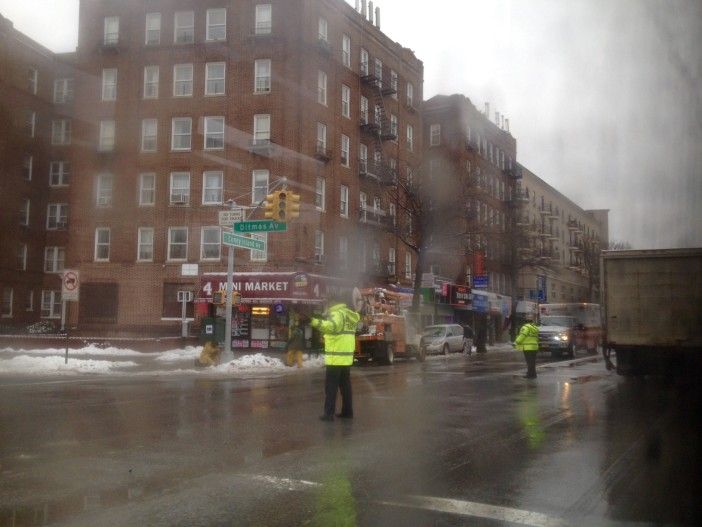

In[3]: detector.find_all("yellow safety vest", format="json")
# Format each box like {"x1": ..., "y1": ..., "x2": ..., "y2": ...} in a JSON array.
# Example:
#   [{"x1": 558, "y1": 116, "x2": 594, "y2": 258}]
[
  {"x1": 515, "y1": 323, "x2": 539, "y2": 352},
  {"x1": 311, "y1": 304, "x2": 360, "y2": 366}
]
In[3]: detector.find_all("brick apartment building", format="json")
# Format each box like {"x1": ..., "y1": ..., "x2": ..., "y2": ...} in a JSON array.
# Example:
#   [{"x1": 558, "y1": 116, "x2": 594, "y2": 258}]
[
  {"x1": 0, "y1": 14, "x2": 75, "y2": 326},
  {"x1": 65, "y1": 0, "x2": 423, "y2": 334}
]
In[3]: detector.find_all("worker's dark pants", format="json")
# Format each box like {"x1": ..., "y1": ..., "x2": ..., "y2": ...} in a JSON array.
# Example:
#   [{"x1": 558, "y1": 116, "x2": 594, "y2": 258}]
[
  {"x1": 324, "y1": 365, "x2": 353, "y2": 417},
  {"x1": 523, "y1": 351, "x2": 537, "y2": 378}
]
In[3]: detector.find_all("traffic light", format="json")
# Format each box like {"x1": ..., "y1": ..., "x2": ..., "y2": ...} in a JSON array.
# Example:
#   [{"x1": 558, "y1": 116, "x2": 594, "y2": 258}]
[
  {"x1": 276, "y1": 190, "x2": 288, "y2": 222},
  {"x1": 232, "y1": 291, "x2": 241, "y2": 305},
  {"x1": 288, "y1": 192, "x2": 301, "y2": 219},
  {"x1": 263, "y1": 193, "x2": 277, "y2": 220},
  {"x1": 212, "y1": 290, "x2": 225, "y2": 305}
]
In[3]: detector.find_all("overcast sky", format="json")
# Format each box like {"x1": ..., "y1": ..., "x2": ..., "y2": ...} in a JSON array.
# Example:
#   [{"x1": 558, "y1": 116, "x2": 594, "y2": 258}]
[{"x1": 1, "y1": 0, "x2": 700, "y2": 249}]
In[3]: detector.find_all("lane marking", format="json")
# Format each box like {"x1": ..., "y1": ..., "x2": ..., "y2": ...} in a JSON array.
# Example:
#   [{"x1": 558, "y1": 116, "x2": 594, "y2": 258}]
[
  {"x1": 244, "y1": 474, "x2": 320, "y2": 491},
  {"x1": 378, "y1": 495, "x2": 566, "y2": 527}
]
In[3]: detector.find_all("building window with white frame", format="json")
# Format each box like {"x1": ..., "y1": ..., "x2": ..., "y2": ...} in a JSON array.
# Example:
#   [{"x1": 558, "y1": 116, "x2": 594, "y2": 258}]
[
  {"x1": 170, "y1": 172, "x2": 190, "y2": 205},
  {"x1": 430, "y1": 123, "x2": 441, "y2": 146},
  {"x1": 201, "y1": 227, "x2": 221, "y2": 260},
  {"x1": 102, "y1": 68, "x2": 117, "y2": 100},
  {"x1": 171, "y1": 117, "x2": 192, "y2": 150},
  {"x1": 339, "y1": 237, "x2": 348, "y2": 269},
  {"x1": 318, "y1": 17, "x2": 327, "y2": 41},
  {"x1": 145, "y1": 12, "x2": 161, "y2": 45},
  {"x1": 390, "y1": 114, "x2": 398, "y2": 139},
  {"x1": 389, "y1": 202, "x2": 396, "y2": 225},
  {"x1": 315, "y1": 230, "x2": 324, "y2": 264},
  {"x1": 41, "y1": 291, "x2": 61, "y2": 319},
  {"x1": 340, "y1": 134, "x2": 350, "y2": 167},
  {"x1": 104, "y1": 16, "x2": 119, "y2": 45},
  {"x1": 342, "y1": 34, "x2": 351, "y2": 67},
  {"x1": 250, "y1": 233, "x2": 267, "y2": 262},
  {"x1": 204, "y1": 116, "x2": 225, "y2": 150},
  {"x1": 341, "y1": 84, "x2": 350, "y2": 119},
  {"x1": 407, "y1": 124, "x2": 414, "y2": 151},
  {"x1": 252, "y1": 169, "x2": 269, "y2": 204},
  {"x1": 206, "y1": 8, "x2": 226, "y2": 41},
  {"x1": 139, "y1": 173, "x2": 155, "y2": 205},
  {"x1": 253, "y1": 114, "x2": 270, "y2": 144},
  {"x1": 254, "y1": 59, "x2": 271, "y2": 93},
  {"x1": 360, "y1": 96, "x2": 368, "y2": 124},
  {"x1": 97, "y1": 173, "x2": 113, "y2": 206},
  {"x1": 168, "y1": 227, "x2": 188, "y2": 260},
  {"x1": 174, "y1": 11, "x2": 194, "y2": 44},
  {"x1": 22, "y1": 156, "x2": 32, "y2": 181},
  {"x1": 25, "y1": 291, "x2": 33, "y2": 312},
  {"x1": 205, "y1": 62, "x2": 225, "y2": 95},
  {"x1": 202, "y1": 171, "x2": 223, "y2": 204},
  {"x1": 390, "y1": 70, "x2": 398, "y2": 98},
  {"x1": 374, "y1": 58, "x2": 383, "y2": 81},
  {"x1": 53, "y1": 78, "x2": 73, "y2": 103},
  {"x1": 17, "y1": 244, "x2": 27, "y2": 271},
  {"x1": 26, "y1": 111, "x2": 35, "y2": 137},
  {"x1": 360, "y1": 48, "x2": 369, "y2": 75},
  {"x1": 316, "y1": 122, "x2": 326, "y2": 153},
  {"x1": 173, "y1": 64, "x2": 193, "y2": 96},
  {"x1": 314, "y1": 176, "x2": 325, "y2": 211},
  {"x1": 20, "y1": 199, "x2": 30, "y2": 226},
  {"x1": 406, "y1": 82, "x2": 414, "y2": 107},
  {"x1": 44, "y1": 247, "x2": 65, "y2": 273},
  {"x1": 28, "y1": 68, "x2": 38, "y2": 94},
  {"x1": 340, "y1": 185, "x2": 349, "y2": 218},
  {"x1": 317, "y1": 70, "x2": 327, "y2": 105},
  {"x1": 94, "y1": 228, "x2": 111, "y2": 261},
  {"x1": 98, "y1": 120, "x2": 115, "y2": 151},
  {"x1": 255, "y1": 4, "x2": 272, "y2": 34},
  {"x1": 405, "y1": 252, "x2": 412, "y2": 279},
  {"x1": 141, "y1": 119, "x2": 157, "y2": 152},
  {"x1": 51, "y1": 119, "x2": 71, "y2": 145},
  {"x1": 143, "y1": 65, "x2": 159, "y2": 98},
  {"x1": 137, "y1": 227, "x2": 154, "y2": 261},
  {"x1": 46, "y1": 204, "x2": 67, "y2": 230},
  {"x1": 1, "y1": 288, "x2": 12, "y2": 318}
]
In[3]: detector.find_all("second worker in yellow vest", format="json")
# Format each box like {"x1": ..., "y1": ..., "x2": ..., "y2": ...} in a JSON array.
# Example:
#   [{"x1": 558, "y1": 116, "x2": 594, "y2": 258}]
[{"x1": 515, "y1": 317, "x2": 540, "y2": 379}]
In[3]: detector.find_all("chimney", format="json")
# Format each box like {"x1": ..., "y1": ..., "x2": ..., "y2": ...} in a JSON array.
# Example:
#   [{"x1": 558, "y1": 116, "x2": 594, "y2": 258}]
[
  {"x1": 368, "y1": 2, "x2": 374, "y2": 24},
  {"x1": 484, "y1": 102, "x2": 490, "y2": 117},
  {"x1": 505, "y1": 118, "x2": 510, "y2": 133},
  {"x1": 501, "y1": 115, "x2": 506, "y2": 129},
  {"x1": 495, "y1": 111, "x2": 500, "y2": 126},
  {"x1": 361, "y1": 0, "x2": 367, "y2": 18},
  {"x1": 355, "y1": 0, "x2": 360, "y2": 11},
  {"x1": 375, "y1": 7, "x2": 381, "y2": 28}
]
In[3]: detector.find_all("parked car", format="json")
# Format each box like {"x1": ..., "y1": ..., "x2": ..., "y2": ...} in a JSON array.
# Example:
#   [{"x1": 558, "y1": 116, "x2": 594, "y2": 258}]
[{"x1": 420, "y1": 324, "x2": 471, "y2": 355}]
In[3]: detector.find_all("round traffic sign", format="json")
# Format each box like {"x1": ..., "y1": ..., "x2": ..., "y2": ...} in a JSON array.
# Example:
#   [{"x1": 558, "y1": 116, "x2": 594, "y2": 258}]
[{"x1": 63, "y1": 271, "x2": 78, "y2": 291}]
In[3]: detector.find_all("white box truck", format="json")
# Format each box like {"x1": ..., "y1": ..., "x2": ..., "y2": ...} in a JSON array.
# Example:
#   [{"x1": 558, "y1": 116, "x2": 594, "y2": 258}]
[{"x1": 600, "y1": 248, "x2": 702, "y2": 376}]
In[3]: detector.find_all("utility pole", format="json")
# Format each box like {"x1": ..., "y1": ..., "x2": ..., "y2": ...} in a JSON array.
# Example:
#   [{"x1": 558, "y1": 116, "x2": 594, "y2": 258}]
[{"x1": 223, "y1": 200, "x2": 236, "y2": 362}]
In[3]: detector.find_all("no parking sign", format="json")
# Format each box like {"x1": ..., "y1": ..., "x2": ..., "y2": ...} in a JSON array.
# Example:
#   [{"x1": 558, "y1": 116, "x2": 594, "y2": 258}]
[{"x1": 62, "y1": 270, "x2": 80, "y2": 301}]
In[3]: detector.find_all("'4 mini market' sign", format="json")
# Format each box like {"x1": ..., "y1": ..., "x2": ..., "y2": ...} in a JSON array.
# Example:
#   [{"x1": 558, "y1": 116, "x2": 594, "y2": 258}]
[{"x1": 199, "y1": 272, "x2": 342, "y2": 303}]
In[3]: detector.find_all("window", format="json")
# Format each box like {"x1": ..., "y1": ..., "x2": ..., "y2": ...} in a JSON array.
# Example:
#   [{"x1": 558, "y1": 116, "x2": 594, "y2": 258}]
[
  {"x1": 340, "y1": 185, "x2": 349, "y2": 218},
  {"x1": 407, "y1": 82, "x2": 414, "y2": 107},
  {"x1": 318, "y1": 17, "x2": 327, "y2": 41},
  {"x1": 206, "y1": 8, "x2": 226, "y2": 41},
  {"x1": 98, "y1": 120, "x2": 115, "y2": 151},
  {"x1": 318, "y1": 70, "x2": 327, "y2": 105},
  {"x1": 390, "y1": 70, "x2": 398, "y2": 98},
  {"x1": 26, "y1": 111, "x2": 36, "y2": 137},
  {"x1": 315, "y1": 230, "x2": 324, "y2": 263},
  {"x1": 170, "y1": 172, "x2": 190, "y2": 204},
  {"x1": 104, "y1": 16, "x2": 119, "y2": 45},
  {"x1": 253, "y1": 114, "x2": 270, "y2": 144},
  {"x1": 316, "y1": 122, "x2": 327, "y2": 152},
  {"x1": 390, "y1": 114, "x2": 398, "y2": 138},
  {"x1": 315, "y1": 176, "x2": 325, "y2": 211},
  {"x1": 20, "y1": 199, "x2": 30, "y2": 226},
  {"x1": 53, "y1": 78, "x2": 73, "y2": 103},
  {"x1": 17, "y1": 244, "x2": 27, "y2": 270},
  {"x1": 341, "y1": 84, "x2": 351, "y2": 118},
  {"x1": 430, "y1": 123, "x2": 441, "y2": 146},
  {"x1": 25, "y1": 291, "x2": 34, "y2": 312},
  {"x1": 340, "y1": 135, "x2": 350, "y2": 167},
  {"x1": 359, "y1": 192, "x2": 367, "y2": 216},
  {"x1": 407, "y1": 124, "x2": 414, "y2": 151},
  {"x1": 254, "y1": 59, "x2": 271, "y2": 93},
  {"x1": 168, "y1": 227, "x2": 188, "y2": 260},
  {"x1": 141, "y1": 119, "x2": 157, "y2": 152},
  {"x1": 374, "y1": 104, "x2": 382, "y2": 126},
  {"x1": 44, "y1": 247, "x2": 65, "y2": 273},
  {"x1": 204, "y1": 116, "x2": 225, "y2": 149},
  {"x1": 173, "y1": 64, "x2": 193, "y2": 96},
  {"x1": 250, "y1": 233, "x2": 267, "y2": 262},
  {"x1": 171, "y1": 117, "x2": 192, "y2": 150},
  {"x1": 22, "y1": 156, "x2": 32, "y2": 180},
  {"x1": 41, "y1": 291, "x2": 61, "y2": 319},
  {"x1": 252, "y1": 169, "x2": 269, "y2": 203},
  {"x1": 102, "y1": 68, "x2": 117, "y2": 101},
  {"x1": 342, "y1": 34, "x2": 351, "y2": 67},
  {"x1": 360, "y1": 48, "x2": 369, "y2": 75},
  {"x1": 201, "y1": 227, "x2": 221, "y2": 260},
  {"x1": 374, "y1": 58, "x2": 383, "y2": 81},
  {"x1": 360, "y1": 96, "x2": 368, "y2": 124},
  {"x1": 405, "y1": 252, "x2": 412, "y2": 279},
  {"x1": 174, "y1": 11, "x2": 194, "y2": 44},
  {"x1": 202, "y1": 171, "x2": 223, "y2": 204},
  {"x1": 51, "y1": 120, "x2": 71, "y2": 145},
  {"x1": 145, "y1": 12, "x2": 161, "y2": 45},
  {"x1": 389, "y1": 203, "x2": 396, "y2": 225},
  {"x1": 359, "y1": 143, "x2": 368, "y2": 170},
  {"x1": 205, "y1": 62, "x2": 226, "y2": 95},
  {"x1": 137, "y1": 227, "x2": 154, "y2": 261},
  {"x1": 143, "y1": 66, "x2": 159, "y2": 98},
  {"x1": 47, "y1": 204, "x2": 68, "y2": 230},
  {"x1": 339, "y1": 237, "x2": 348, "y2": 269},
  {"x1": 28, "y1": 68, "x2": 38, "y2": 94},
  {"x1": 1, "y1": 288, "x2": 12, "y2": 318},
  {"x1": 255, "y1": 4, "x2": 272, "y2": 34},
  {"x1": 139, "y1": 173, "x2": 156, "y2": 205},
  {"x1": 94, "y1": 228, "x2": 111, "y2": 261},
  {"x1": 97, "y1": 173, "x2": 113, "y2": 206}
]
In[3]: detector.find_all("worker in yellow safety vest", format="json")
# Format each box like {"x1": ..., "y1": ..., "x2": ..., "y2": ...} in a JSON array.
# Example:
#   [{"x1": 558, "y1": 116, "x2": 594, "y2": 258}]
[
  {"x1": 515, "y1": 315, "x2": 540, "y2": 379},
  {"x1": 310, "y1": 293, "x2": 360, "y2": 421}
]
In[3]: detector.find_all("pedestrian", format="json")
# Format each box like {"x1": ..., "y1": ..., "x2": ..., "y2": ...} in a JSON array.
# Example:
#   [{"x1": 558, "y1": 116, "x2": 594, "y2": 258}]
[
  {"x1": 286, "y1": 312, "x2": 305, "y2": 368},
  {"x1": 310, "y1": 292, "x2": 360, "y2": 421},
  {"x1": 515, "y1": 315, "x2": 539, "y2": 379}
]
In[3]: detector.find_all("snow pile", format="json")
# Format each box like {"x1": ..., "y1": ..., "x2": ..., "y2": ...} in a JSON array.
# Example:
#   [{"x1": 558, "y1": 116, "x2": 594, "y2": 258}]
[
  {"x1": 1, "y1": 345, "x2": 144, "y2": 357},
  {"x1": 153, "y1": 346, "x2": 202, "y2": 362},
  {"x1": 226, "y1": 353, "x2": 286, "y2": 370},
  {"x1": 0, "y1": 355, "x2": 138, "y2": 375}
]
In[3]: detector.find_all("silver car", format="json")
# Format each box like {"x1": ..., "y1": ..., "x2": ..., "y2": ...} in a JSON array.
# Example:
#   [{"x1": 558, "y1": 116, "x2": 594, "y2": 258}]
[{"x1": 420, "y1": 324, "x2": 471, "y2": 355}]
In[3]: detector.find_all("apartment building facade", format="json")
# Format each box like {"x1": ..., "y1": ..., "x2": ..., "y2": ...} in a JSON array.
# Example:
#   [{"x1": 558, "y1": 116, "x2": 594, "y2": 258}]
[
  {"x1": 0, "y1": 15, "x2": 74, "y2": 327},
  {"x1": 66, "y1": 0, "x2": 423, "y2": 333}
]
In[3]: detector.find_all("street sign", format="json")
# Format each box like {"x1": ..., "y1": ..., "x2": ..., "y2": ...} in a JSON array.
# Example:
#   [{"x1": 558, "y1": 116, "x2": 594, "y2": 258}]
[
  {"x1": 222, "y1": 232, "x2": 266, "y2": 251},
  {"x1": 61, "y1": 269, "x2": 80, "y2": 301},
  {"x1": 218, "y1": 209, "x2": 244, "y2": 226},
  {"x1": 181, "y1": 263, "x2": 198, "y2": 276},
  {"x1": 473, "y1": 275, "x2": 489, "y2": 289},
  {"x1": 233, "y1": 220, "x2": 287, "y2": 233}
]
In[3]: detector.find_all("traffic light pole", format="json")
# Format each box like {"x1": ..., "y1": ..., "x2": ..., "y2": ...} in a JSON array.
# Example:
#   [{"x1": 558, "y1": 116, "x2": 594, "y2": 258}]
[{"x1": 223, "y1": 200, "x2": 236, "y2": 361}]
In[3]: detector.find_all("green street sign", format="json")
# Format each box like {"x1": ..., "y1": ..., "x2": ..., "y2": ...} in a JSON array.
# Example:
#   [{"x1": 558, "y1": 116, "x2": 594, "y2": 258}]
[
  {"x1": 233, "y1": 220, "x2": 287, "y2": 233},
  {"x1": 222, "y1": 232, "x2": 266, "y2": 251}
]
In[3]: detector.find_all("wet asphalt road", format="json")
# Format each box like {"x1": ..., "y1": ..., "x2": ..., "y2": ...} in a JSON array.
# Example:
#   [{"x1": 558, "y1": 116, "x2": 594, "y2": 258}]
[{"x1": 1, "y1": 348, "x2": 701, "y2": 527}]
